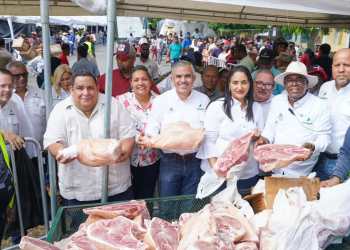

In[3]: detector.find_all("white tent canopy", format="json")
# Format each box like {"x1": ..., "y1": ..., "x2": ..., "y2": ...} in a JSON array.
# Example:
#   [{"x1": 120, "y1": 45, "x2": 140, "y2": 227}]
[{"x1": 1, "y1": 0, "x2": 350, "y2": 27}]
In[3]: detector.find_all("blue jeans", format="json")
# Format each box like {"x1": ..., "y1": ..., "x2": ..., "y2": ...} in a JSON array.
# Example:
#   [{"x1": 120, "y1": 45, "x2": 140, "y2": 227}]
[
  {"x1": 159, "y1": 153, "x2": 202, "y2": 219},
  {"x1": 313, "y1": 153, "x2": 338, "y2": 181}
]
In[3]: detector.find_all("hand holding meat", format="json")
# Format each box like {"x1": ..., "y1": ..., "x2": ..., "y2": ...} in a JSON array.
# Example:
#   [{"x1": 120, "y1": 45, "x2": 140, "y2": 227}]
[
  {"x1": 320, "y1": 176, "x2": 341, "y2": 188},
  {"x1": 254, "y1": 144, "x2": 312, "y2": 172},
  {"x1": 298, "y1": 142, "x2": 315, "y2": 161},
  {"x1": 57, "y1": 139, "x2": 122, "y2": 167},
  {"x1": 255, "y1": 136, "x2": 269, "y2": 146},
  {"x1": 147, "y1": 122, "x2": 205, "y2": 154}
]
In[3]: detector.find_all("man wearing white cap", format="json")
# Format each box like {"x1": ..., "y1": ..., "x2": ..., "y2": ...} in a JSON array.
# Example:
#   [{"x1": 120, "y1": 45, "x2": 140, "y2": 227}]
[
  {"x1": 257, "y1": 61, "x2": 331, "y2": 177},
  {"x1": 135, "y1": 38, "x2": 160, "y2": 82}
]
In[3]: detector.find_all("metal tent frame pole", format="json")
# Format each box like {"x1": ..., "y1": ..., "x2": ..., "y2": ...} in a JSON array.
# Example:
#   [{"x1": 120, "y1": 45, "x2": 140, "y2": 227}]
[
  {"x1": 101, "y1": 0, "x2": 117, "y2": 203},
  {"x1": 40, "y1": 0, "x2": 57, "y2": 218}
]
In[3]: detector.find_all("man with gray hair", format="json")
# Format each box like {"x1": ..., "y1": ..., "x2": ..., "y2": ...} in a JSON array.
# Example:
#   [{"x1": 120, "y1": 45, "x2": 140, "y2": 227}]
[
  {"x1": 194, "y1": 65, "x2": 221, "y2": 101},
  {"x1": 139, "y1": 60, "x2": 209, "y2": 204},
  {"x1": 253, "y1": 69, "x2": 275, "y2": 125}
]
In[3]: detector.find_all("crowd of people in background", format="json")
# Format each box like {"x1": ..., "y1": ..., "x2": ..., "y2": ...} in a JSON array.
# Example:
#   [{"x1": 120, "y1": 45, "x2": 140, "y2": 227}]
[{"x1": 0, "y1": 26, "x2": 349, "y2": 248}]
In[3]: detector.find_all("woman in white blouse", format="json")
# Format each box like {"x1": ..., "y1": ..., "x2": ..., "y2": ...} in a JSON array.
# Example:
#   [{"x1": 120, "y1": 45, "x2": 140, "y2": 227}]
[
  {"x1": 52, "y1": 64, "x2": 72, "y2": 106},
  {"x1": 117, "y1": 65, "x2": 160, "y2": 199},
  {"x1": 198, "y1": 65, "x2": 264, "y2": 196}
]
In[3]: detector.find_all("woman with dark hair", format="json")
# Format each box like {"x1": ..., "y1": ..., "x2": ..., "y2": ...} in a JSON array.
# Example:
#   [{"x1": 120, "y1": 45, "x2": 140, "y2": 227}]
[
  {"x1": 197, "y1": 65, "x2": 264, "y2": 195},
  {"x1": 117, "y1": 65, "x2": 160, "y2": 199}
]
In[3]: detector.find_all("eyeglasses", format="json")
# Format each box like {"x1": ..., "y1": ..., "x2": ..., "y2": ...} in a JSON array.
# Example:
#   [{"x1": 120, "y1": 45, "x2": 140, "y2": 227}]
[
  {"x1": 255, "y1": 80, "x2": 274, "y2": 90},
  {"x1": 12, "y1": 72, "x2": 28, "y2": 80}
]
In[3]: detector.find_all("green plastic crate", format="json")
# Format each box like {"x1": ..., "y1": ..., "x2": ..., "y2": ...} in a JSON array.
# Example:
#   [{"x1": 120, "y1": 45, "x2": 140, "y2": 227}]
[
  {"x1": 46, "y1": 194, "x2": 350, "y2": 249},
  {"x1": 47, "y1": 194, "x2": 209, "y2": 243}
]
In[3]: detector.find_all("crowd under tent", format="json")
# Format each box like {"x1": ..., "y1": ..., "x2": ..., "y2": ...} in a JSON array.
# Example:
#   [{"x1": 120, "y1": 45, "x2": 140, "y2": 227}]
[{"x1": 0, "y1": 0, "x2": 350, "y2": 28}]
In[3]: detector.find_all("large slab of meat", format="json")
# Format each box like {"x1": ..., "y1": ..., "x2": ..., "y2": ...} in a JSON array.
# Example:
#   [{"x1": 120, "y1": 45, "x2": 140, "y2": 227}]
[
  {"x1": 144, "y1": 217, "x2": 179, "y2": 250},
  {"x1": 214, "y1": 132, "x2": 254, "y2": 177},
  {"x1": 58, "y1": 139, "x2": 122, "y2": 167},
  {"x1": 83, "y1": 200, "x2": 150, "y2": 222},
  {"x1": 254, "y1": 144, "x2": 310, "y2": 172},
  {"x1": 19, "y1": 236, "x2": 60, "y2": 250},
  {"x1": 178, "y1": 202, "x2": 258, "y2": 250},
  {"x1": 86, "y1": 216, "x2": 149, "y2": 250},
  {"x1": 150, "y1": 122, "x2": 205, "y2": 154}
]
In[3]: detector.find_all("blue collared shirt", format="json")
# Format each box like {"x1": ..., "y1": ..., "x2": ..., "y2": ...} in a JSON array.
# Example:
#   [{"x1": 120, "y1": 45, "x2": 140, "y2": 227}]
[{"x1": 333, "y1": 127, "x2": 350, "y2": 181}]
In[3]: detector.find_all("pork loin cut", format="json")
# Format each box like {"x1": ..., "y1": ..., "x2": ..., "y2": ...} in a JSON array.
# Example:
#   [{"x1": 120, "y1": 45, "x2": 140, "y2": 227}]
[
  {"x1": 214, "y1": 132, "x2": 254, "y2": 177},
  {"x1": 150, "y1": 122, "x2": 204, "y2": 154},
  {"x1": 86, "y1": 216, "x2": 149, "y2": 250},
  {"x1": 144, "y1": 217, "x2": 179, "y2": 250},
  {"x1": 19, "y1": 236, "x2": 60, "y2": 250},
  {"x1": 254, "y1": 144, "x2": 310, "y2": 172},
  {"x1": 83, "y1": 200, "x2": 150, "y2": 222},
  {"x1": 58, "y1": 139, "x2": 122, "y2": 167}
]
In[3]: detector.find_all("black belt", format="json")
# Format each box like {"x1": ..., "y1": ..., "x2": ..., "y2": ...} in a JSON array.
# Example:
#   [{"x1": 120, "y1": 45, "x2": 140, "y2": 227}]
[
  {"x1": 163, "y1": 152, "x2": 197, "y2": 161},
  {"x1": 322, "y1": 152, "x2": 338, "y2": 160}
]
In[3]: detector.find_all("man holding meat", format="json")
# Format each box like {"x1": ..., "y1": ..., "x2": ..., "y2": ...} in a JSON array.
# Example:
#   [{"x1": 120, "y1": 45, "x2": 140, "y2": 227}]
[
  {"x1": 257, "y1": 61, "x2": 331, "y2": 177},
  {"x1": 314, "y1": 48, "x2": 350, "y2": 181},
  {"x1": 44, "y1": 70, "x2": 136, "y2": 205},
  {"x1": 139, "y1": 60, "x2": 210, "y2": 199}
]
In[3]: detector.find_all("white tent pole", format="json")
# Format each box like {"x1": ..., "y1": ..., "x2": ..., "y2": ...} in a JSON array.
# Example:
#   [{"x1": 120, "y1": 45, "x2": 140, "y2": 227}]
[
  {"x1": 6, "y1": 17, "x2": 15, "y2": 40},
  {"x1": 40, "y1": 0, "x2": 57, "y2": 217},
  {"x1": 101, "y1": 0, "x2": 116, "y2": 203}
]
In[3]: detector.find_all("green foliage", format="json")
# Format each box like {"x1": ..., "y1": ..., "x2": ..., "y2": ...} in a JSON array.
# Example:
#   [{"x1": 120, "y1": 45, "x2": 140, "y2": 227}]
[
  {"x1": 208, "y1": 23, "x2": 268, "y2": 33},
  {"x1": 148, "y1": 18, "x2": 161, "y2": 30}
]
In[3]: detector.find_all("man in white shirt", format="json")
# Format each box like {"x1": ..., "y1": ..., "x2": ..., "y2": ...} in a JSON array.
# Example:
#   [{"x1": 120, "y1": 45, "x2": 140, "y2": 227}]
[
  {"x1": 315, "y1": 48, "x2": 350, "y2": 181},
  {"x1": 44, "y1": 70, "x2": 135, "y2": 205},
  {"x1": 0, "y1": 69, "x2": 29, "y2": 151},
  {"x1": 253, "y1": 69, "x2": 275, "y2": 125},
  {"x1": 258, "y1": 61, "x2": 331, "y2": 177},
  {"x1": 140, "y1": 60, "x2": 210, "y2": 200},
  {"x1": 7, "y1": 61, "x2": 46, "y2": 147}
]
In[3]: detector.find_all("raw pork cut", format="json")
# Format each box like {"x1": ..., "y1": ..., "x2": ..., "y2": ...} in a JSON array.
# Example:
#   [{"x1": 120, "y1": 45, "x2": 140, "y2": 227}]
[
  {"x1": 19, "y1": 236, "x2": 60, "y2": 250},
  {"x1": 178, "y1": 202, "x2": 256, "y2": 250},
  {"x1": 235, "y1": 242, "x2": 258, "y2": 250},
  {"x1": 149, "y1": 122, "x2": 204, "y2": 154},
  {"x1": 83, "y1": 200, "x2": 150, "y2": 222},
  {"x1": 58, "y1": 139, "x2": 122, "y2": 167},
  {"x1": 214, "y1": 132, "x2": 254, "y2": 176},
  {"x1": 65, "y1": 228, "x2": 98, "y2": 250},
  {"x1": 86, "y1": 216, "x2": 149, "y2": 250},
  {"x1": 254, "y1": 144, "x2": 310, "y2": 172},
  {"x1": 144, "y1": 217, "x2": 179, "y2": 250}
]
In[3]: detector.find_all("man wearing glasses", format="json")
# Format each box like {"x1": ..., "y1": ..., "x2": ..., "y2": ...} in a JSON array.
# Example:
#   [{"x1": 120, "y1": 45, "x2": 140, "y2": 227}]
[
  {"x1": 257, "y1": 61, "x2": 331, "y2": 177},
  {"x1": 253, "y1": 69, "x2": 275, "y2": 125},
  {"x1": 7, "y1": 61, "x2": 46, "y2": 152}
]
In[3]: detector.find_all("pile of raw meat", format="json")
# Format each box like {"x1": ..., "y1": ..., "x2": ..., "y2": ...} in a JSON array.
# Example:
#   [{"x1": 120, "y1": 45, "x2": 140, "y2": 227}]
[{"x1": 20, "y1": 200, "x2": 260, "y2": 250}]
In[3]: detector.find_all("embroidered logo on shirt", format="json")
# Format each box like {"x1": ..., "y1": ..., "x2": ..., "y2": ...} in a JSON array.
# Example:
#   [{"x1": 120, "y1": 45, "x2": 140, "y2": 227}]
[{"x1": 169, "y1": 107, "x2": 174, "y2": 112}]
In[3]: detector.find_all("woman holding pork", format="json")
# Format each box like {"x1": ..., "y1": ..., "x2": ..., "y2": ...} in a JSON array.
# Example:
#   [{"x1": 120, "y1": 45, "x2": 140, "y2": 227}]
[
  {"x1": 197, "y1": 65, "x2": 264, "y2": 196},
  {"x1": 117, "y1": 65, "x2": 160, "y2": 199}
]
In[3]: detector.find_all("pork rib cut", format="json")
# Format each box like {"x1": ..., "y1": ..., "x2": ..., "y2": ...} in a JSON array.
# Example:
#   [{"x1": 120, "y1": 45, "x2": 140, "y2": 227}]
[
  {"x1": 214, "y1": 132, "x2": 254, "y2": 176},
  {"x1": 86, "y1": 216, "x2": 149, "y2": 250},
  {"x1": 19, "y1": 236, "x2": 60, "y2": 250},
  {"x1": 254, "y1": 144, "x2": 310, "y2": 172},
  {"x1": 144, "y1": 217, "x2": 179, "y2": 250},
  {"x1": 83, "y1": 200, "x2": 150, "y2": 221}
]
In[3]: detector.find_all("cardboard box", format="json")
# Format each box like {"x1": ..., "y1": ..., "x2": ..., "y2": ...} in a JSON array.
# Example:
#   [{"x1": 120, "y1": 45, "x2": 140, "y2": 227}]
[{"x1": 265, "y1": 176, "x2": 320, "y2": 209}]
